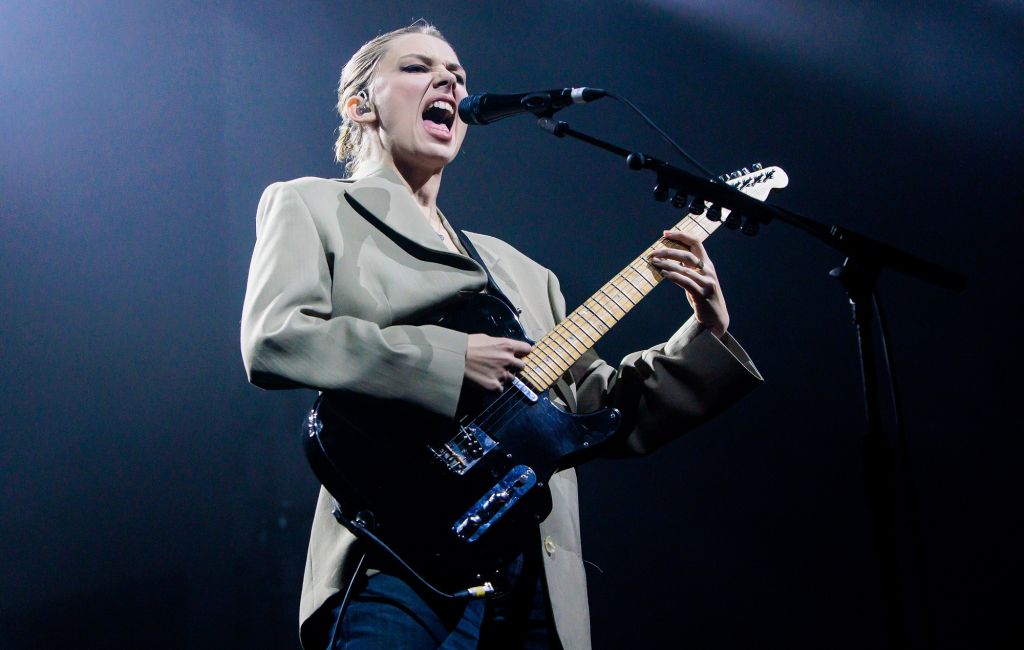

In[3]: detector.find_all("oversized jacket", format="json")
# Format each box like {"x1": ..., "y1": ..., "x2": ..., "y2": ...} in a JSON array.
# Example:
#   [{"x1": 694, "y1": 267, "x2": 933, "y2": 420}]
[{"x1": 240, "y1": 162, "x2": 762, "y2": 649}]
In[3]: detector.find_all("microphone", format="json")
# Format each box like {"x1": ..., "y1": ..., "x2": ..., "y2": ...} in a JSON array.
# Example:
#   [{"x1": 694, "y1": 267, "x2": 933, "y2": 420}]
[{"x1": 458, "y1": 87, "x2": 607, "y2": 125}]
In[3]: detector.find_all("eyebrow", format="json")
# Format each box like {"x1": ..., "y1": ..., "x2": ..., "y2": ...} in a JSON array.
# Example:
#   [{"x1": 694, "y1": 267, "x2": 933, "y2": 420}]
[{"x1": 399, "y1": 53, "x2": 465, "y2": 74}]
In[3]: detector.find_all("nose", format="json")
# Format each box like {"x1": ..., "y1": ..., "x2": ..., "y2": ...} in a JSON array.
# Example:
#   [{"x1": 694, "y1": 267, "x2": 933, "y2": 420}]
[{"x1": 433, "y1": 68, "x2": 457, "y2": 91}]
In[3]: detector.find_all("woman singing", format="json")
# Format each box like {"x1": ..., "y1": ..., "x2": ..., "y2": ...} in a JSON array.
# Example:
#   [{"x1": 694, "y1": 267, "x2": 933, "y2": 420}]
[{"x1": 241, "y1": 22, "x2": 761, "y2": 650}]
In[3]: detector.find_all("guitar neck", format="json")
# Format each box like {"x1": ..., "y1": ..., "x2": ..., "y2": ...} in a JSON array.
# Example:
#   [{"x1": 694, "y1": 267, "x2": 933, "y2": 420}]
[
  {"x1": 518, "y1": 165, "x2": 787, "y2": 393},
  {"x1": 518, "y1": 216, "x2": 717, "y2": 392}
]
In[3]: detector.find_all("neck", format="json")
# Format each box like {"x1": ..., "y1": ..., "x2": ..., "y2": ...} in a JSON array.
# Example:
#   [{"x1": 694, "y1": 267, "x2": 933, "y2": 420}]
[
  {"x1": 364, "y1": 146, "x2": 445, "y2": 223},
  {"x1": 393, "y1": 158, "x2": 444, "y2": 223}
]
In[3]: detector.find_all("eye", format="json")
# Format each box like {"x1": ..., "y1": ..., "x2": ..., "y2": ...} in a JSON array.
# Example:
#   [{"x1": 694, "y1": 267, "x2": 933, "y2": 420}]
[
  {"x1": 402, "y1": 64, "x2": 428, "y2": 73},
  {"x1": 454, "y1": 73, "x2": 466, "y2": 85}
]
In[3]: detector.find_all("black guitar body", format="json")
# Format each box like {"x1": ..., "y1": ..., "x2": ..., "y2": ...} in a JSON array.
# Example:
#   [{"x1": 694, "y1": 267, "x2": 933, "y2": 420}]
[{"x1": 303, "y1": 292, "x2": 621, "y2": 596}]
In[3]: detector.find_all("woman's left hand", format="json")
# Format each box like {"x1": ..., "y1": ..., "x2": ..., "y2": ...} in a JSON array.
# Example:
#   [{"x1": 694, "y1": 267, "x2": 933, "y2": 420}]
[{"x1": 650, "y1": 230, "x2": 730, "y2": 338}]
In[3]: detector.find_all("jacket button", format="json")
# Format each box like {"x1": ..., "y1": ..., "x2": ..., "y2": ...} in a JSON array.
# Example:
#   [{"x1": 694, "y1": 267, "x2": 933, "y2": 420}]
[{"x1": 543, "y1": 536, "x2": 557, "y2": 556}]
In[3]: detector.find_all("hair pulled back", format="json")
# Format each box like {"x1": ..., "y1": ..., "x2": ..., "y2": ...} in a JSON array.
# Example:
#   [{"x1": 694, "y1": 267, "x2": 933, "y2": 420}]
[{"x1": 334, "y1": 21, "x2": 448, "y2": 176}]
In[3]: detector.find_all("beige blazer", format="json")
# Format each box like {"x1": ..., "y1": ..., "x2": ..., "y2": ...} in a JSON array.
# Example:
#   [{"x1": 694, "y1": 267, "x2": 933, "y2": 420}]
[{"x1": 240, "y1": 163, "x2": 762, "y2": 649}]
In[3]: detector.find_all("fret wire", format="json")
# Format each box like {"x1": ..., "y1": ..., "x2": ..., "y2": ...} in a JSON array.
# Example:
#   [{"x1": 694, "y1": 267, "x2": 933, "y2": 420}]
[
  {"x1": 520, "y1": 171, "x2": 777, "y2": 397},
  {"x1": 562, "y1": 317, "x2": 597, "y2": 348},
  {"x1": 603, "y1": 282, "x2": 637, "y2": 307},
  {"x1": 580, "y1": 302, "x2": 613, "y2": 329},
  {"x1": 569, "y1": 310, "x2": 603, "y2": 340},
  {"x1": 679, "y1": 218, "x2": 710, "y2": 237},
  {"x1": 525, "y1": 358, "x2": 559, "y2": 385},
  {"x1": 596, "y1": 287, "x2": 628, "y2": 314},
  {"x1": 684, "y1": 214, "x2": 713, "y2": 237},
  {"x1": 550, "y1": 327, "x2": 585, "y2": 356},
  {"x1": 590, "y1": 293, "x2": 621, "y2": 321},
  {"x1": 536, "y1": 338, "x2": 572, "y2": 371},
  {"x1": 530, "y1": 346, "x2": 564, "y2": 379},
  {"x1": 535, "y1": 356, "x2": 567, "y2": 382},
  {"x1": 598, "y1": 286, "x2": 630, "y2": 313},
  {"x1": 532, "y1": 348, "x2": 566, "y2": 379},
  {"x1": 518, "y1": 373, "x2": 541, "y2": 394},
  {"x1": 521, "y1": 368, "x2": 546, "y2": 390},
  {"x1": 619, "y1": 269, "x2": 649, "y2": 295},
  {"x1": 627, "y1": 262, "x2": 659, "y2": 288}
]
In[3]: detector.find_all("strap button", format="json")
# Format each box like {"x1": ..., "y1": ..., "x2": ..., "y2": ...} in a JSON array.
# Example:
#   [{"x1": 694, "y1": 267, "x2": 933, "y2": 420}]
[{"x1": 543, "y1": 536, "x2": 557, "y2": 556}]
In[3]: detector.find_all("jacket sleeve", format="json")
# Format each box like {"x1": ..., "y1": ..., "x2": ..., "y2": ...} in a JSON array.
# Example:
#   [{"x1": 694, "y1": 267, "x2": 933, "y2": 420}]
[
  {"x1": 545, "y1": 269, "x2": 762, "y2": 455},
  {"x1": 240, "y1": 182, "x2": 468, "y2": 420}
]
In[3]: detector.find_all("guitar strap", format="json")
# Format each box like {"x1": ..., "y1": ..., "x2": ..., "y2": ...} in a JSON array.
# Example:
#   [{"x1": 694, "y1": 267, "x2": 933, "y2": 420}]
[{"x1": 455, "y1": 229, "x2": 520, "y2": 316}]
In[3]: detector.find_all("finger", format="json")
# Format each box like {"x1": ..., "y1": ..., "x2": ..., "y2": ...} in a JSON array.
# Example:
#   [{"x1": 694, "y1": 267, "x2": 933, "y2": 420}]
[
  {"x1": 650, "y1": 248, "x2": 704, "y2": 270},
  {"x1": 661, "y1": 229, "x2": 700, "y2": 248},
  {"x1": 652, "y1": 257, "x2": 711, "y2": 279},
  {"x1": 509, "y1": 357, "x2": 526, "y2": 372},
  {"x1": 508, "y1": 339, "x2": 533, "y2": 356},
  {"x1": 655, "y1": 262, "x2": 716, "y2": 296},
  {"x1": 675, "y1": 266, "x2": 717, "y2": 295},
  {"x1": 663, "y1": 230, "x2": 710, "y2": 264},
  {"x1": 657, "y1": 268, "x2": 704, "y2": 296}
]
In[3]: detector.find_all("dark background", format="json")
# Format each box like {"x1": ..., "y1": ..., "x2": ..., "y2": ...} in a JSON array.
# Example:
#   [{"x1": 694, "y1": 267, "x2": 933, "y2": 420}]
[{"x1": 2, "y1": 1, "x2": 1021, "y2": 648}]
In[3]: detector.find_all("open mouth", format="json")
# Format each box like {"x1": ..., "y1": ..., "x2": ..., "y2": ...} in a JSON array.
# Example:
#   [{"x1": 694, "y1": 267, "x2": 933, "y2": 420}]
[{"x1": 422, "y1": 99, "x2": 456, "y2": 137}]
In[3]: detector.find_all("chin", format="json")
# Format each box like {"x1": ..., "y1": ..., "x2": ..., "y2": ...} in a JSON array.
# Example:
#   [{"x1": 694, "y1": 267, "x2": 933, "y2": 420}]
[{"x1": 408, "y1": 144, "x2": 461, "y2": 172}]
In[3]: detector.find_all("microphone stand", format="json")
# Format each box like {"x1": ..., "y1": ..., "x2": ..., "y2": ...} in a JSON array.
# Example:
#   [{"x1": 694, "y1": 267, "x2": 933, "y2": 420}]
[{"x1": 534, "y1": 114, "x2": 966, "y2": 649}]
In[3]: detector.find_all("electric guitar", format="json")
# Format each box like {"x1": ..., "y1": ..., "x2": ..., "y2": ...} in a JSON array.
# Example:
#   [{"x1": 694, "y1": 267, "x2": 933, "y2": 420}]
[{"x1": 303, "y1": 164, "x2": 788, "y2": 598}]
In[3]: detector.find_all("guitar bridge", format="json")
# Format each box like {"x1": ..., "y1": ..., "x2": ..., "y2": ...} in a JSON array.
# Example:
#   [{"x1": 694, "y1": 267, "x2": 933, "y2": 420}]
[
  {"x1": 452, "y1": 465, "x2": 537, "y2": 542},
  {"x1": 430, "y1": 423, "x2": 498, "y2": 475}
]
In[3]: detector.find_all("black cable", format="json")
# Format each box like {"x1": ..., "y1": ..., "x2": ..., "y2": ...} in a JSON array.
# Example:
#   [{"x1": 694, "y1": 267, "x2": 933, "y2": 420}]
[
  {"x1": 331, "y1": 504, "x2": 489, "y2": 601},
  {"x1": 873, "y1": 289, "x2": 934, "y2": 648},
  {"x1": 606, "y1": 91, "x2": 717, "y2": 179},
  {"x1": 330, "y1": 550, "x2": 367, "y2": 635}
]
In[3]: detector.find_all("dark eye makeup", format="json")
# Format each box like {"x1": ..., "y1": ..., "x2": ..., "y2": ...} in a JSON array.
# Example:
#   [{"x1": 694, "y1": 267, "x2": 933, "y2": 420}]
[{"x1": 400, "y1": 62, "x2": 466, "y2": 85}]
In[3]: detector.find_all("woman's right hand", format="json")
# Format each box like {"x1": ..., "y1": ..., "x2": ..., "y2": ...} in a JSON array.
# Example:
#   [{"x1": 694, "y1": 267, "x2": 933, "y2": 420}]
[{"x1": 465, "y1": 333, "x2": 532, "y2": 391}]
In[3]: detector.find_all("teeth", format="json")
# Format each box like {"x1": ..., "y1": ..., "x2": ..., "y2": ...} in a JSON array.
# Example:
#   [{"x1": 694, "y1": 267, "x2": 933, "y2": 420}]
[{"x1": 429, "y1": 100, "x2": 454, "y2": 114}]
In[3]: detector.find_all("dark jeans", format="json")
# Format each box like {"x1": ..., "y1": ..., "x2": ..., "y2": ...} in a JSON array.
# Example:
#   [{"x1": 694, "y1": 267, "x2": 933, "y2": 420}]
[{"x1": 325, "y1": 549, "x2": 561, "y2": 649}]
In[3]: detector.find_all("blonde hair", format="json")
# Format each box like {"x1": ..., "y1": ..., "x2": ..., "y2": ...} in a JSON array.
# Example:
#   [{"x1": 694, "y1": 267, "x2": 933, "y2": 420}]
[{"x1": 334, "y1": 21, "x2": 448, "y2": 176}]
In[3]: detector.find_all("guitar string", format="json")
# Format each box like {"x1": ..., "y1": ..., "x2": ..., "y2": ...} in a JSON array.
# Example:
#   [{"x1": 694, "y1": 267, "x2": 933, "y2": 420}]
[
  {"x1": 465, "y1": 175, "x2": 765, "y2": 453},
  {"x1": 472, "y1": 231, "x2": 698, "y2": 433},
  {"x1": 471, "y1": 235, "x2": 726, "y2": 437}
]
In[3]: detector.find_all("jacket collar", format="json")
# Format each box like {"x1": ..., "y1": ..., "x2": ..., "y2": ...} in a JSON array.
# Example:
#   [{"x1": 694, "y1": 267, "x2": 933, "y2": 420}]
[{"x1": 338, "y1": 162, "x2": 477, "y2": 266}]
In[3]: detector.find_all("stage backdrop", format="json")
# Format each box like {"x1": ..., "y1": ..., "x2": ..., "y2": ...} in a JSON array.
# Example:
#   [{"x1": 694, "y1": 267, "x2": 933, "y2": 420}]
[{"x1": 2, "y1": 1, "x2": 1020, "y2": 648}]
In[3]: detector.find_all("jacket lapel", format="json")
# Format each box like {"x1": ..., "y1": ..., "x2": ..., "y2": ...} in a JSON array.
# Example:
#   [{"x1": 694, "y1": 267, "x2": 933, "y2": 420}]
[{"x1": 339, "y1": 163, "x2": 484, "y2": 276}]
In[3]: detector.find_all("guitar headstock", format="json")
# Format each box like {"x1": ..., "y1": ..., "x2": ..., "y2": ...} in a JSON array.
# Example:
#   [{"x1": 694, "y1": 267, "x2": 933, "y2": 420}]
[
  {"x1": 718, "y1": 163, "x2": 789, "y2": 201},
  {"x1": 676, "y1": 162, "x2": 788, "y2": 237}
]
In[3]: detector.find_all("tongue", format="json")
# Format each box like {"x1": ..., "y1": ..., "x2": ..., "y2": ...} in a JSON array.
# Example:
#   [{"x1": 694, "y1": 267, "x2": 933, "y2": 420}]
[{"x1": 422, "y1": 119, "x2": 451, "y2": 138}]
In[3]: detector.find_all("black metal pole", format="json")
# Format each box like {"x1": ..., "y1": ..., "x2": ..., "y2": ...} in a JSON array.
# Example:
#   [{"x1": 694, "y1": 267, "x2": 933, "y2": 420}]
[
  {"x1": 531, "y1": 114, "x2": 965, "y2": 648},
  {"x1": 833, "y1": 258, "x2": 906, "y2": 649}
]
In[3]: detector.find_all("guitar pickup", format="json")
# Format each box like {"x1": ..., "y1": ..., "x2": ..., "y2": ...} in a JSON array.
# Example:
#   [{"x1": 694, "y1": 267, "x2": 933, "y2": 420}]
[
  {"x1": 430, "y1": 423, "x2": 498, "y2": 475},
  {"x1": 452, "y1": 465, "x2": 537, "y2": 542}
]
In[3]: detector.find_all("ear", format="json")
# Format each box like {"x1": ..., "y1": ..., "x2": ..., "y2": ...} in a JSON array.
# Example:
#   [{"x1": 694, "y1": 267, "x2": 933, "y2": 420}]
[{"x1": 345, "y1": 94, "x2": 376, "y2": 125}]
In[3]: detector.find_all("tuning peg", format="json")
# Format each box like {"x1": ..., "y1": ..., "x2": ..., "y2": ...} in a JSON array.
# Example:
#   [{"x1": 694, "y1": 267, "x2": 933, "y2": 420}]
[
  {"x1": 724, "y1": 212, "x2": 741, "y2": 230},
  {"x1": 741, "y1": 217, "x2": 759, "y2": 236},
  {"x1": 706, "y1": 205, "x2": 722, "y2": 222},
  {"x1": 671, "y1": 191, "x2": 688, "y2": 209},
  {"x1": 688, "y1": 197, "x2": 706, "y2": 215},
  {"x1": 653, "y1": 182, "x2": 669, "y2": 202}
]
